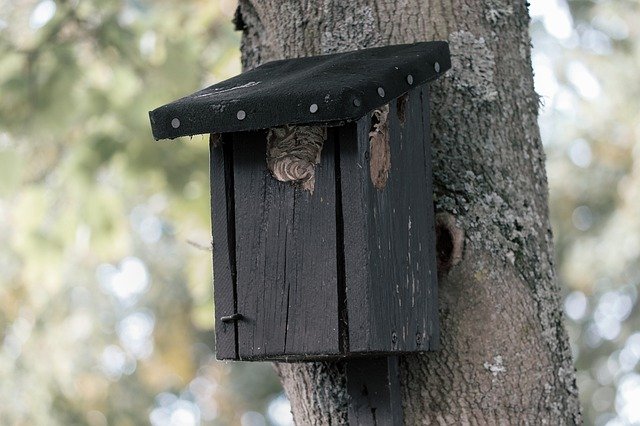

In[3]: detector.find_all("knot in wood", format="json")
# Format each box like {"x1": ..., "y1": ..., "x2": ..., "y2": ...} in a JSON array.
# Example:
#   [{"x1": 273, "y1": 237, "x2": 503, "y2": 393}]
[{"x1": 266, "y1": 125, "x2": 326, "y2": 193}]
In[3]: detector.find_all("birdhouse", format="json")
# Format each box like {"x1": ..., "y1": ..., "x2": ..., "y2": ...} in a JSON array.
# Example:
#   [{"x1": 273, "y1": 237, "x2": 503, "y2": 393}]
[{"x1": 149, "y1": 41, "x2": 451, "y2": 361}]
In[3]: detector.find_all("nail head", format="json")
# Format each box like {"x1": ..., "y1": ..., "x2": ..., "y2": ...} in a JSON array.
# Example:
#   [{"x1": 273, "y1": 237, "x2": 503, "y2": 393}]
[
  {"x1": 377, "y1": 87, "x2": 385, "y2": 97},
  {"x1": 435, "y1": 62, "x2": 441, "y2": 73},
  {"x1": 406, "y1": 74, "x2": 413, "y2": 85},
  {"x1": 171, "y1": 118, "x2": 180, "y2": 129},
  {"x1": 309, "y1": 103, "x2": 318, "y2": 113},
  {"x1": 236, "y1": 110, "x2": 246, "y2": 120},
  {"x1": 353, "y1": 98, "x2": 362, "y2": 107}
]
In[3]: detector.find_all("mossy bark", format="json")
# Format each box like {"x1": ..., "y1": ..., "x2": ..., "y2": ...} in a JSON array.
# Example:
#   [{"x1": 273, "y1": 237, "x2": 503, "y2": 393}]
[{"x1": 234, "y1": 0, "x2": 582, "y2": 423}]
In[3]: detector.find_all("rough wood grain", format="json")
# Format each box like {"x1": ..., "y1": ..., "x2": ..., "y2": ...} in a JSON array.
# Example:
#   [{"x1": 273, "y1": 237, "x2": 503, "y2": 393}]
[
  {"x1": 283, "y1": 131, "x2": 340, "y2": 356},
  {"x1": 340, "y1": 88, "x2": 437, "y2": 355},
  {"x1": 232, "y1": 130, "x2": 340, "y2": 360},
  {"x1": 233, "y1": 131, "x2": 291, "y2": 359},
  {"x1": 210, "y1": 135, "x2": 238, "y2": 360},
  {"x1": 240, "y1": 0, "x2": 582, "y2": 424}
]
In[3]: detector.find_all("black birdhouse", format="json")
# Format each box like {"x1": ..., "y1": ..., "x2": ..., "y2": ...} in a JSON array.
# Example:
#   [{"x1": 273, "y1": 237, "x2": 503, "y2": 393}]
[{"x1": 149, "y1": 41, "x2": 451, "y2": 361}]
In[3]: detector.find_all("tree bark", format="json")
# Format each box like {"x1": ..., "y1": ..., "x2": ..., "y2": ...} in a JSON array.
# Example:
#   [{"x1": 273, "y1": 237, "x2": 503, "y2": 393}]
[{"x1": 234, "y1": 0, "x2": 582, "y2": 424}]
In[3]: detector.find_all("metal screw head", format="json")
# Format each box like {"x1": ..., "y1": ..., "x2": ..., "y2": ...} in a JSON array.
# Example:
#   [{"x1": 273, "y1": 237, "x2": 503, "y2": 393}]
[
  {"x1": 171, "y1": 118, "x2": 180, "y2": 129},
  {"x1": 309, "y1": 103, "x2": 318, "y2": 113},
  {"x1": 406, "y1": 74, "x2": 414, "y2": 85},
  {"x1": 353, "y1": 98, "x2": 362, "y2": 107},
  {"x1": 377, "y1": 87, "x2": 385, "y2": 97},
  {"x1": 434, "y1": 62, "x2": 441, "y2": 73},
  {"x1": 236, "y1": 110, "x2": 246, "y2": 120}
]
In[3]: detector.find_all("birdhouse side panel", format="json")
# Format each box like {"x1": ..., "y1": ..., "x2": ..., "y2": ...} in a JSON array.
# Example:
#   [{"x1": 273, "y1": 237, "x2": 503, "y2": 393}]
[
  {"x1": 365, "y1": 87, "x2": 438, "y2": 353},
  {"x1": 340, "y1": 86, "x2": 438, "y2": 355},
  {"x1": 232, "y1": 131, "x2": 341, "y2": 360},
  {"x1": 210, "y1": 137, "x2": 238, "y2": 360}
]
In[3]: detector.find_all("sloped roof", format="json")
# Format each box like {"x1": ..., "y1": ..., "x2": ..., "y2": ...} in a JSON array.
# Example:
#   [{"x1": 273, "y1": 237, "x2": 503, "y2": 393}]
[{"x1": 149, "y1": 41, "x2": 450, "y2": 140}]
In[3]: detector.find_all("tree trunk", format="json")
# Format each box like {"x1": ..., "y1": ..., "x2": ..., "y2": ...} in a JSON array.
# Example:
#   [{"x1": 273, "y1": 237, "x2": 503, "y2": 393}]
[{"x1": 234, "y1": 0, "x2": 582, "y2": 424}]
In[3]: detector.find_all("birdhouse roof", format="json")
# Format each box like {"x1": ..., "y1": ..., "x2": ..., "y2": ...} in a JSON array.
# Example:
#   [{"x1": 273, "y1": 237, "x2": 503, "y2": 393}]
[{"x1": 149, "y1": 41, "x2": 450, "y2": 140}]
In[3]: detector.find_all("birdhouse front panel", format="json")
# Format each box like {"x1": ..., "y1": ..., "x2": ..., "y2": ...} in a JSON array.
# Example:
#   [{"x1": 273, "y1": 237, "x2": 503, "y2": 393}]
[{"x1": 149, "y1": 41, "x2": 451, "y2": 362}]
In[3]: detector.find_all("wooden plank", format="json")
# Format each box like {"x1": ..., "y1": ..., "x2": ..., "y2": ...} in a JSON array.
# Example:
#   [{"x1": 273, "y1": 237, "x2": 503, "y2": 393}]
[
  {"x1": 340, "y1": 87, "x2": 437, "y2": 354},
  {"x1": 233, "y1": 131, "x2": 290, "y2": 359},
  {"x1": 210, "y1": 134, "x2": 238, "y2": 360},
  {"x1": 233, "y1": 130, "x2": 340, "y2": 360},
  {"x1": 346, "y1": 356, "x2": 403, "y2": 425},
  {"x1": 283, "y1": 131, "x2": 340, "y2": 356},
  {"x1": 339, "y1": 119, "x2": 373, "y2": 353}
]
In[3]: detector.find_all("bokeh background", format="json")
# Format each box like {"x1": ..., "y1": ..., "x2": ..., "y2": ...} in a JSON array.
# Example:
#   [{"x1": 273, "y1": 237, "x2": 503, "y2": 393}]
[{"x1": 0, "y1": 0, "x2": 638, "y2": 425}]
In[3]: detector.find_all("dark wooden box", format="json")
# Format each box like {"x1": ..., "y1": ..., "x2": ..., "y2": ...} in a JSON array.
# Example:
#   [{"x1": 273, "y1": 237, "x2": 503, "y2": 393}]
[{"x1": 149, "y1": 42, "x2": 450, "y2": 361}]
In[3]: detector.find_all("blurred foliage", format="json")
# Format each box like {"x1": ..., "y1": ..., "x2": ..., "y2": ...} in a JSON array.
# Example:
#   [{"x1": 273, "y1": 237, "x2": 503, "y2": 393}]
[
  {"x1": 533, "y1": 0, "x2": 640, "y2": 424},
  {"x1": 0, "y1": 0, "x2": 638, "y2": 425},
  {"x1": 0, "y1": 0, "x2": 285, "y2": 425}
]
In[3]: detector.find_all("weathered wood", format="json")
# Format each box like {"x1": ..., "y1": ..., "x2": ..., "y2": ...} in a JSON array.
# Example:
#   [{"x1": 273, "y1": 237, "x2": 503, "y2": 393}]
[
  {"x1": 233, "y1": 130, "x2": 291, "y2": 359},
  {"x1": 337, "y1": 121, "x2": 370, "y2": 353},
  {"x1": 210, "y1": 135, "x2": 238, "y2": 360},
  {"x1": 282, "y1": 132, "x2": 340, "y2": 357},
  {"x1": 232, "y1": 130, "x2": 340, "y2": 360},
  {"x1": 340, "y1": 86, "x2": 438, "y2": 355},
  {"x1": 346, "y1": 356, "x2": 403, "y2": 425}
]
